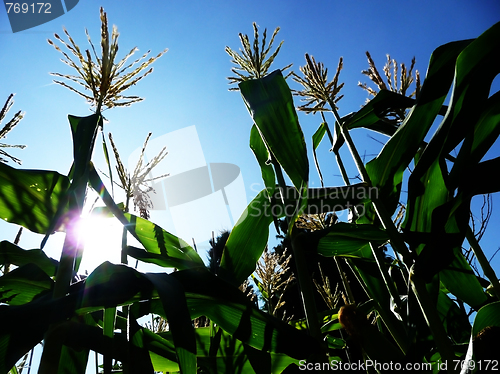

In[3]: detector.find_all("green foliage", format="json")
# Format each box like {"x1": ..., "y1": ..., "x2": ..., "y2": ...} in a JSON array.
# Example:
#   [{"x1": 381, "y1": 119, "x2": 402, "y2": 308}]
[{"x1": 0, "y1": 16, "x2": 499, "y2": 374}]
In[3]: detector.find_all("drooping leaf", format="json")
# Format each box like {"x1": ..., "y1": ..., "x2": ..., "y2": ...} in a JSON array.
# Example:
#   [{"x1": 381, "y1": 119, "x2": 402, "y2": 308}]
[
  {"x1": 82, "y1": 262, "x2": 153, "y2": 310},
  {"x1": 0, "y1": 241, "x2": 58, "y2": 276},
  {"x1": 340, "y1": 90, "x2": 415, "y2": 141},
  {"x1": 123, "y1": 213, "x2": 205, "y2": 270},
  {"x1": 0, "y1": 290, "x2": 78, "y2": 373},
  {"x1": 219, "y1": 184, "x2": 375, "y2": 286},
  {"x1": 0, "y1": 163, "x2": 70, "y2": 234},
  {"x1": 316, "y1": 223, "x2": 389, "y2": 259},
  {"x1": 365, "y1": 39, "x2": 472, "y2": 212},
  {"x1": 87, "y1": 165, "x2": 205, "y2": 270},
  {"x1": 471, "y1": 301, "x2": 500, "y2": 336},
  {"x1": 171, "y1": 268, "x2": 322, "y2": 360},
  {"x1": 0, "y1": 263, "x2": 53, "y2": 305}
]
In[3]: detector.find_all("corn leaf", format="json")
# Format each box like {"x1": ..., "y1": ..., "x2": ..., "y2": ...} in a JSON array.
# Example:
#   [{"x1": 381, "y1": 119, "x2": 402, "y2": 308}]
[
  {"x1": 250, "y1": 124, "x2": 275, "y2": 199},
  {"x1": 0, "y1": 263, "x2": 53, "y2": 305},
  {"x1": 144, "y1": 273, "x2": 197, "y2": 374},
  {"x1": 171, "y1": 268, "x2": 322, "y2": 360},
  {"x1": 0, "y1": 241, "x2": 58, "y2": 276},
  {"x1": 239, "y1": 70, "x2": 308, "y2": 191},
  {"x1": 87, "y1": 165, "x2": 205, "y2": 270},
  {"x1": 0, "y1": 163, "x2": 70, "y2": 234},
  {"x1": 365, "y1": 39, "x2": 472, "y2": 212},
  {"x1": 316, "y1": 223, "x2": 388, "y2": 259}
]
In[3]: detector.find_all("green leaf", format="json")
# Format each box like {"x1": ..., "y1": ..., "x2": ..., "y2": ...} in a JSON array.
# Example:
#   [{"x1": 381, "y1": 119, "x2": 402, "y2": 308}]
[
  {"x1": 365, "y1": 39, "x2": 472, "y2": 211},
  {"x1": 87, "y1": 165, "x2": 205, "y2": 270},
  {"x1": 439, "y1": 248, "x2": 488, "y2": 309},
  {"x1": 348, "y1": 259, "x2": 409, "y2": 354},
  {"x1": 144, "y1": 273, "x2": 197, "y2": 374},
  {"x1": 239, "y1": 70, "x2": 309, "y2": 191},
  {"x1": 316, "y1": 223, "x2": 388, "y2": 259},
  {"x1": 82, "y1": 263, "x2": 196, "y2": 372},
  {"x1": 0, "y1": 263, "x2": 53, "y2": 305},
  {"x1": 402, "y1": 23, "x2": 500, "y2": 290},
  {"x1": 449, "y1": 91, "x2": 500, "y2": 189},
  {"x1": 343, "y1": 90, "x2": 415, "y2": 136},
  {"x1": 68, "y1": 114, "x2": 102, "y2": 206},
  {"x1": 0, "y1": 163, "x2": 70, "y2": 234},
  {"x1": 154, "y1": 327, "x2": 299, "y2": 374},
  {"x1": 219, "y1": 189, "x2": 273, "y2": 286},
  {"x1": 100, "y1": 129, "x2": 115, "y2": 198},
  {"x1": 250, "y1": 124, "x2": 275, "y2": 199},
  {"x1": 0, "y1": 241, "x2": 58, "y2": 276},
  {"x1": 82, "y1": 262, "x2": 153, "y2": 310},
  {"x1": 472, "y1": 301, "x2": 500, "y2": 336},
  {"x1": 312, "y1": 123, "x2": 327, "y2": 186},
  {"x1": 0, "y1": 291, "x2": 77, "y2": 373},
  {"x1": 219, "y1": 184, "x2": 374, "y2": 286},
  {"x1": 123, "y1": 213, "x2": 205, "y2": 270},
  {"x1": 141, "y1": 329, "x2": 179, "y2": 372},
  {"x1": 436, "y1": 289, "x2": 471, "y2": 344},
  {"x1": 58, "y1": 343, "x2": 89, "y2": 374},
  {"x1": 171, "y1": 268, "x2": 322, "y2": 360}
]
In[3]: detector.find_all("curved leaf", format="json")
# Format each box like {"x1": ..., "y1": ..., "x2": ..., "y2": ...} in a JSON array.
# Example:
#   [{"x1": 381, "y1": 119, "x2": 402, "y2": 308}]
[
  {"x1": 88, "y1": 165, "x2": 205, "y2": 270},
  {"x1": 123, "y1": 213, "x2": 205, "y2": 270},
  {"x1": 0, "y1": 263, "x2": 53, "y2": 305},
  {"x1": 220, "y1": 184, "x2": 373, "y2": 286},
  {"x1": 0, "y1": 241, "x2": 58, "y2": 276},
  {"x1": 0, "y1": 163, "x2": 70, "y2": 234},
  {"x1": 365, "y1": 39, "x2": 472, "y2": 211},
  {"x1": 317, "y1": 223, "x2": 388, "y2": 259},
  {"x1": 171, "y1": 268, "x2": 322, "y2": 360}
]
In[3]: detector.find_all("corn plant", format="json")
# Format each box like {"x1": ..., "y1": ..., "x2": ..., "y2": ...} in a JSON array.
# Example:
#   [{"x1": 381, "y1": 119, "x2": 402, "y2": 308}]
[
  {"x1": 1, "y1": 12, "x2": 500, "y2": 374},
  {"x1": 222, "y1": 20, "x2": 500, "y2": 372}
]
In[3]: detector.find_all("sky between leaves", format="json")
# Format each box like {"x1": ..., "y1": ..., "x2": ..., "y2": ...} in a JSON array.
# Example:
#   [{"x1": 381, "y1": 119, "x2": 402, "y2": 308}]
[{"x1": 1, "y1": 0, "x2": 500, "y2": 273}]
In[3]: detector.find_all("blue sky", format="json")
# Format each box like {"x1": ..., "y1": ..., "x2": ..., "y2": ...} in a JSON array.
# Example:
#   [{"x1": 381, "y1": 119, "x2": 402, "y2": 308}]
[
  {"x1": 1, "y1": 0, "x2": 500, "y2": 371},
  {"x1": 1, "y1": 0, "x2": 500, "y2": 266}
]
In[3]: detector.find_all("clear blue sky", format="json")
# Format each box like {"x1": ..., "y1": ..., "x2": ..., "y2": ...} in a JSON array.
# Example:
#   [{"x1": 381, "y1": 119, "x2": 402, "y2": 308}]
[
  {"x1": 1, "y1": 0, "x2": 500, "y2": 267},
  {"x1": 1, "y1": 1, "x2": 500, "y2": 372}
]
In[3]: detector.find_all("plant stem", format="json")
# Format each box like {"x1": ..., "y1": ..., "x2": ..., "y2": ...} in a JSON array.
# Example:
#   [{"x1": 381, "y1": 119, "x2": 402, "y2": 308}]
[
  {"x1": 466, "y1": 227, "x2": 500, "y2": 300},
  {"x1": 370, "y1": 242, "x2": 402, "y2": 310},
  {"x1": 410, "y1": 268, "x2": 458, "y2": 372},
  {"x1": 41, "y1": 114, "x2": 102, "y2": 373},
  {"x1": 291, "y1": 230, "x2": 322, "y2": 341},
  {"x1": 121, "y1": 196, "x2": 131, "y2": 374},
  {"x1": 270, "y1": 154, "x2": 322, "y2": 344},
  {"x1": 326, "y1": 98, "x2": 413, "y2": 263},
  {"x1": 335, "y1": 257, "x2": 355, "y2": 304},
  {"x1": 326, "y1": 99, "x2": 457, "y2": 365}
]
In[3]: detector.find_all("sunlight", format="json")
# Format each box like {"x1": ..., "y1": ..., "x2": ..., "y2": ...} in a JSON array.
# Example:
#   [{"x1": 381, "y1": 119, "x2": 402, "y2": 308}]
[{"x1": 75, "y1": 210, "x2": 124, "y2": 275}]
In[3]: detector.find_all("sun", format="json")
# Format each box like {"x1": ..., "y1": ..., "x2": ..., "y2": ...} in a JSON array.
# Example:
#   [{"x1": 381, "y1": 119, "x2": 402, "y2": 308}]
[{"x1": 75, "y1": 208, "x2": 124, "y2": 275}]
